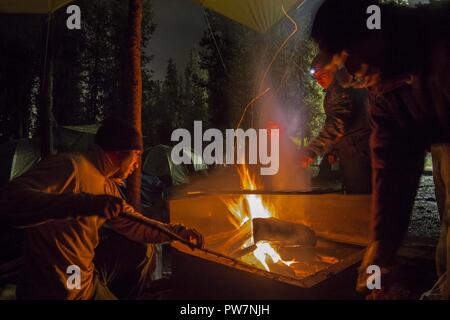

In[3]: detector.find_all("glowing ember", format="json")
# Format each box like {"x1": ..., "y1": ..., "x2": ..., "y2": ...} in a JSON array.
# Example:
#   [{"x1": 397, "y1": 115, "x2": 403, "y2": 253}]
[{"x1": 223, "y1": 165, "x2": 293, "y2": 271}]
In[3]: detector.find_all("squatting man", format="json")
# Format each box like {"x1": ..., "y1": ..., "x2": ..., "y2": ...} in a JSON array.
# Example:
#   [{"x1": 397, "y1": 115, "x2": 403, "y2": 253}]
[{"x1": 0, "y1": 117, "x2": 204, "y2": 300}]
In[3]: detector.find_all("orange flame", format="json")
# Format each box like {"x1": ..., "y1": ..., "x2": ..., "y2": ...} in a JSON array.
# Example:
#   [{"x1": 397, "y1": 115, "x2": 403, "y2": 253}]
[
  {"x1": 223, "y1": 165, "x2": 293, "y2": 271},
  {"x1": 224, "y1": 3, "x2": 299, "y2": 274}
]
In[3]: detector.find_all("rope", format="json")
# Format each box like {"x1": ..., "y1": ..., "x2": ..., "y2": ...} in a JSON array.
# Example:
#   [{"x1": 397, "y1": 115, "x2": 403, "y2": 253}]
[
  {"x1": 202, "y1": 9, "x2": 227, "y2": 72},
  {"x1": 258, "y1": 5, "x2": 298, "y2": 92},
  {"x1": 41, "y1": 10, "x2": 52, "y2": 99}
]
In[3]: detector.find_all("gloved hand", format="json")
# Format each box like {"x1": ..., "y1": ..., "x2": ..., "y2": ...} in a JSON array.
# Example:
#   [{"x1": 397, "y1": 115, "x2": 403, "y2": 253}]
[
  {"x1": 299, "y1": 148, "x2": 316, "y2": 168},
  {"x1": 169, "y1": 223, "x2": 204, "y2": 248},
  {"x1": 81, "y1": 193, "x2": 126, "y2": 220},
  {"x1": 327, "y1": 152, "x2": 338, "y2": 165}
]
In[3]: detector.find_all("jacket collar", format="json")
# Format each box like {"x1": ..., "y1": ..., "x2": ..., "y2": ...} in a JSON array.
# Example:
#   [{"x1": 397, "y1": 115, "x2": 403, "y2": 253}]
[{"x1": 87, "y1": 144, "x2": 119, "y2": 179}]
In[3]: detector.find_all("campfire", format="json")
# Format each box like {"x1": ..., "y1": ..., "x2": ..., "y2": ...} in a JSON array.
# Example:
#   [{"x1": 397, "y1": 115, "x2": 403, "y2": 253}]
[
  {"x1": 220, "y1": 165, "x2": 297, "y2": 273},
  {"x1": 194, "y1": 164, "x2": 345, "y2": 279},
  {"x1": 168, "y1": 165, "x2": 371, "y2": 298}
]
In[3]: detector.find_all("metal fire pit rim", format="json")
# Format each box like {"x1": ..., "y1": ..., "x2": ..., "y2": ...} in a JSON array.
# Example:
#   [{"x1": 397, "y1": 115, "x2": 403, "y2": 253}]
[
  {"x1": 171, "y1": 242, "x2": 365, "y2": 289},
  {"x1": 169, "y1": 188, "x2": 342, "y2": 200}
]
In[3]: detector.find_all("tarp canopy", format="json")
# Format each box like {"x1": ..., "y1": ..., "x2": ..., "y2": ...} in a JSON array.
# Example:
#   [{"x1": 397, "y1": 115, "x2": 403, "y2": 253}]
[
  {"x1": 142, "y1": 144, "x2": 208, "y2": 186},
  {"x1": 193, "y1": 0, "x2": 303, "y2": 33},
  {"x1": 0, "y1": 0, "x2": 73, "y2": 14}
]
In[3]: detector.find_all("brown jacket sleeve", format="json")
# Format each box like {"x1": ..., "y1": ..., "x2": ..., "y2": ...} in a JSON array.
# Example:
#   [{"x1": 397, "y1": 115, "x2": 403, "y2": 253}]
[
  {"x1": 105, "y1": 215, "x2": 175, "y2": 244},
  {"x1": 0, "y1": 155, "x2": 95, "y2": 227},
  {"x1": 307, "y1": 83, "x2": 353, "y2": 157},
  {"x1": 100, "y1": 184, "x2": 174, "y2": 244}
]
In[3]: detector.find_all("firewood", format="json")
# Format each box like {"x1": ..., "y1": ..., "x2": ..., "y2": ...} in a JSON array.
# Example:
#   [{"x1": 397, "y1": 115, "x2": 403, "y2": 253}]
[
  {"x1": 207, "y1": 221, "x2": 252, "y2": 255},
  {"x1": 252, "y1": 218, "x2": 317, "y2": 246}
]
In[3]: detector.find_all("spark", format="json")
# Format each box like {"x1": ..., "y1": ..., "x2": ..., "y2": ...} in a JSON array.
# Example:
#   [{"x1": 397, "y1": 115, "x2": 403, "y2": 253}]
[{"x1": 236, "y1": 4, "x2": 299, "y2": 130}]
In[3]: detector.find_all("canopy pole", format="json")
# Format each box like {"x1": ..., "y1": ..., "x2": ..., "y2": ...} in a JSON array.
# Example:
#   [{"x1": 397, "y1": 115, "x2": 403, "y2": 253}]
[{"x1": 38, "y1": 11, "x2": 55, "y2": 157}]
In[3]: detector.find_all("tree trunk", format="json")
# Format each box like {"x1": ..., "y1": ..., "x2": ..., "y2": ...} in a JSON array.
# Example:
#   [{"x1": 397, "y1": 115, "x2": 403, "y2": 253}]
[{"x1": 124, "y1": 0, "x2": 143, "y2": 210}]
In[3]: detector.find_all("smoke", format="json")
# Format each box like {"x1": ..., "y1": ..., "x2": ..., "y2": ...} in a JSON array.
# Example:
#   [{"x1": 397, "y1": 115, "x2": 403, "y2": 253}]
[
  {"x1": 171, "y1": 87, "x2": 313, "y2": 196},
  {"x1": 257, "y1": 92, "x2": 312, "y2": 192},
  {"x1": 171, "y1": 164, "x2": 242, "y2": 197},
  {"x1": 172, "y1": 1, "x2": 320, "y2": 195}
]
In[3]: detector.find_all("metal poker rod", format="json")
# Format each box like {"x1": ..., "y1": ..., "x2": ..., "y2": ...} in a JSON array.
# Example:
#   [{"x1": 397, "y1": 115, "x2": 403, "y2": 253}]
[{"x1": 122, "y1": 210, "x2": 252, "y2": 263}]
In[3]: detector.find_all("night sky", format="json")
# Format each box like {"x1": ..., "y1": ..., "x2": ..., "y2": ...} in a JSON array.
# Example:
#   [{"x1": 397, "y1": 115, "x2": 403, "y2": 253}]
[
  {"x1": 148, "y1": 0, "x2": 428, "y2": 80},
  {"x1": 149, "y1": 0, "x2": 206, "y2": 80}
]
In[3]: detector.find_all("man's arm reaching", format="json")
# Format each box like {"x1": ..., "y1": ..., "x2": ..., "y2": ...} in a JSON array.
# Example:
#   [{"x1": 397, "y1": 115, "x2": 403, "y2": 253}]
[
  {"x1": 0, "y1": 155, "x2": 124, "y2": 227},
  {"x1": 307, "y1": 84, "x2": 353, "y2": 158},
  {"x1": 106, "y1": 204, "x2": 204, "y2": 247}
]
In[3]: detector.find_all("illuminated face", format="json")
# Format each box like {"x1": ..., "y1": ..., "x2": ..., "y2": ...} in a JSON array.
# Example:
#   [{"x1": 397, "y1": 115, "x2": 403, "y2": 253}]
[{"x1": 112, "y1": 150, "x2": 141, "y2": 180}]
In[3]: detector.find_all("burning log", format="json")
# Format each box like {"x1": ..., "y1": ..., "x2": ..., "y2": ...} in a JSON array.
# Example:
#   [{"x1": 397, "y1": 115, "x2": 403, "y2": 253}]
[
  {"x1": 252, "y1": 218, "x2": 317, "y2": 246},
  {"x1": 232, "y1": 244, "x2": 257, "y2": 259},
  {"x1": 205, "y1": 221, "x2": 252, "y2": 255}
]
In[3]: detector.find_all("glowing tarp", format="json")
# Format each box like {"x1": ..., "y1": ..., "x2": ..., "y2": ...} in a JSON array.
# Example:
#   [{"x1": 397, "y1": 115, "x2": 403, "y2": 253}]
[
  {"x1": 0, "y1": 0, "x2": 73, "y2": 14},
  {"x1": 193, "y1": 0, "x2": 303, "y2": 32}
]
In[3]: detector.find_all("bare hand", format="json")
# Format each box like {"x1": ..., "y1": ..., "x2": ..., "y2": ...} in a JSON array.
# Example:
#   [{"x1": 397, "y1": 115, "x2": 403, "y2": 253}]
[
  {"x1": 299, "y1": 149, "x2": 315, "y2": 168},
  {"x1": 327, "y1": 153, "x2": 338, "y2": 165}
]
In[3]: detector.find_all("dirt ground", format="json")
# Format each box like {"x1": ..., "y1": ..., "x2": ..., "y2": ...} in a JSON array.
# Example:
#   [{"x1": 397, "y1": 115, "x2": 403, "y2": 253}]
[{"x1": 409, "y1": 174, "x2": 440, "y2": 240}]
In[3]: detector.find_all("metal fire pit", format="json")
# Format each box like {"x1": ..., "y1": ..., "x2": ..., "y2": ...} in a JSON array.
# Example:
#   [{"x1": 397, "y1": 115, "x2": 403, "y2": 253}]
[{"x1": 168, "y1": 191, "x2": 371, "y2": 299}]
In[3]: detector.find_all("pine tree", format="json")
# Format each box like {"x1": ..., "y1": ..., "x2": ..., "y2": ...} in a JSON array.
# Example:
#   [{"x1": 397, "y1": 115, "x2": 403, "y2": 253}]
[
  {"x1": 199, "y1": 12, "x2": 233, "y2": 130},
  {"x1": 182, "y1": 51, "x2": 210, "y2": 132},
  {"x1": 51, "y1": 0, "x2": 156, "y2": 125},
  {"x1": 158, "y1": 58, "x2": 181, "y2": 143}
]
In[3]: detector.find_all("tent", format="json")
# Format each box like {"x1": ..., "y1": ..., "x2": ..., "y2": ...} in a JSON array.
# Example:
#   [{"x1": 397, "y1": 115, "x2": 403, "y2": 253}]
[
  {"x1": 54, "y1": 124, "x2": 99, "y2": 152},
  {"x1": 0, "y1": 135, "x2": 208, "y2": 187},
  {"x1": 0, "y1": 0, "x2": 76, "y2": 157},
  {"x1": 193, "y1": 0, "x2": 304, "y2": 33},
  {"x1": 0, "y1": 125, "x2": 98, "y2": 186},
  {"x1": 0, "y1": 139, "x2": 41, "y2": 187},
  {"x1": 142, "y1": 144, "x2": 208, "y2": 186}
]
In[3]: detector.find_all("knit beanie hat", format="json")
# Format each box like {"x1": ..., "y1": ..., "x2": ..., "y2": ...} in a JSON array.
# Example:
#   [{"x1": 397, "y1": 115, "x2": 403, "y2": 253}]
[{"x1": 95, "y1": 117, "x2": 143, "y2": 151}]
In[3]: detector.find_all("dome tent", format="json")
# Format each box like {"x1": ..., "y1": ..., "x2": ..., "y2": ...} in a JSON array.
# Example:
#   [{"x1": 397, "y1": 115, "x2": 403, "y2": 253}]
[
  {"x1": 142, "y1": 144, "x2": 208, "y2": 186},
  {"x1": 0, "y1": 125, "x2": 97, "y2": 186}
]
